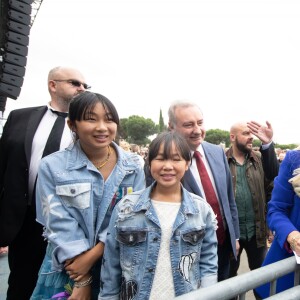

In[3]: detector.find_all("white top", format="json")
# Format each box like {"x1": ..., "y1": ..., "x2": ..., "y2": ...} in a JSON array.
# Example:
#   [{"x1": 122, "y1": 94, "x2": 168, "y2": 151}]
[
  {"x1": 149, "y1": 199, "x2": 181, "y2": 300},
  {"x1": 28, "y1": 105, "x2": 73, "y2": 201}
]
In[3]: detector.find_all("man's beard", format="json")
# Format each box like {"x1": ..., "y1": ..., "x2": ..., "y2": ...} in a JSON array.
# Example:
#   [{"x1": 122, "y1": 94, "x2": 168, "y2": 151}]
[
  {"x1": 57, "y1": 94, "x2": 73, "y2": 107},
  {"x1": 236, "y1": 139, "x2": 252, "y2": 155}
]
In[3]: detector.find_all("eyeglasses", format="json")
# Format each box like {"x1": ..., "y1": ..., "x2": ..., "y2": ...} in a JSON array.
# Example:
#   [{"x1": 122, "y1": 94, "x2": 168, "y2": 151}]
[{"x1": 53, "y1": 79, "x2": 91, "y2": 90}]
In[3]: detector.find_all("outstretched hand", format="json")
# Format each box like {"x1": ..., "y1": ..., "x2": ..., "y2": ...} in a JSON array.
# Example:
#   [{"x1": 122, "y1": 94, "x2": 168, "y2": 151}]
[{"x1": 247, "y1": 121, "x2": 273, "y2": 144}]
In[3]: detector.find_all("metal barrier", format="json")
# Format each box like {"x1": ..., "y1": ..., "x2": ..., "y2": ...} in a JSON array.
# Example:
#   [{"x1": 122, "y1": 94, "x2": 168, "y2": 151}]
[{"x1": 176, "y1": 256, "x2": 300, "y2": 300}]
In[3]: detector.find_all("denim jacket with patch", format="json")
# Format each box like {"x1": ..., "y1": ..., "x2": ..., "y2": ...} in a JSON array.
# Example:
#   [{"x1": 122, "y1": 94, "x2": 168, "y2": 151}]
[
  {"x1": 99, "y1": 184, "x2": 218, "y2": 299},
  {"x1": 35, "y1": 141, "x2": 145, "y2": 270}
]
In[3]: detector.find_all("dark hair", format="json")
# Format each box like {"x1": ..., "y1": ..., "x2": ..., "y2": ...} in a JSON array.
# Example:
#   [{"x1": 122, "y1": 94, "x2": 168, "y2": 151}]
[
  {"x1": 148, "y1": 131, "x2": 191, "y2": 166},
  {"x1": 69, "y1": 91, "x2": 119, "y2": 125}
]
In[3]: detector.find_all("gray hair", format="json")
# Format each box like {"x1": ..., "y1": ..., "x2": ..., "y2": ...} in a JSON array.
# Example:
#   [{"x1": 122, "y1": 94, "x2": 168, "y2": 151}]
[{"x1": 168, "y1": 100, "x2": 202, "y2": 128}]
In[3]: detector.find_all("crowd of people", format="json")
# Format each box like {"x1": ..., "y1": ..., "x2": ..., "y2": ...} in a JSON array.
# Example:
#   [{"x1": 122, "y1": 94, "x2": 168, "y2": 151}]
[{"x1": 0, "y1": 65, "x2": 299, "y2": 300}]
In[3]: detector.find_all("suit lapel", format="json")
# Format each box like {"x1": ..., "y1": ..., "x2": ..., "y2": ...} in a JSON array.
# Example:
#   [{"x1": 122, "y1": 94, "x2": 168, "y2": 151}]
[
  {"x1": 202, "y1": 142, "x2": 223, "y2": 197},
  {"x1": 24, "y1": 106, "x2": 47, "y2": 165},
  {"x1": 183, "y1": 169, "x2": 203, "y2": 197},
  {"x1": 183, "y1": 142, "x2": 225, "y2": 200},
  {"x1": 203, "y1": 142, "x2": 218, "y2": 167}
]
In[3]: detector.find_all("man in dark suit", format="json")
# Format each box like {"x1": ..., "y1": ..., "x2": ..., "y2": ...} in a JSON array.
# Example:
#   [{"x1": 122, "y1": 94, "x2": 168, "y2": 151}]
[
  {"x1": 0, "y1": 66, "x2": 88, "y2": 299},
  {"x1": 168, "y1": 100, "x2": 240, "y2": 281}
]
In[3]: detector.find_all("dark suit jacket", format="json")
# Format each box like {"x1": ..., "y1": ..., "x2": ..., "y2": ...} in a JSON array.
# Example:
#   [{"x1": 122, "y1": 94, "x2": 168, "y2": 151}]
[
  {"x1": 182, "y1": 141, "x2": 240, "y2": 258},
  {"x1": 0, "y1": 106, "x2": 47, "y2": 245}
]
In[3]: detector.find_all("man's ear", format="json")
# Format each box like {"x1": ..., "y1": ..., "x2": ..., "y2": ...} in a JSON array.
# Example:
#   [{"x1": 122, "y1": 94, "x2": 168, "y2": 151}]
[
  {"x1": 168, "y1": 122, "x2": 174, "y2": 130},
  {"x1": 229, "y1": 134, "x2": 235, "y2": 142},
  {"x1": 48, "y1": 80, "x2": 56, "y2": 93}
]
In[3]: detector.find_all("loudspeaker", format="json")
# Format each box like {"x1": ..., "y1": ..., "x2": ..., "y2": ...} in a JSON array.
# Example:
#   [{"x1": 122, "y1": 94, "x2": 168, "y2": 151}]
[{"x1": 0, "y1": 0, "x2": 33, "y2": 101}]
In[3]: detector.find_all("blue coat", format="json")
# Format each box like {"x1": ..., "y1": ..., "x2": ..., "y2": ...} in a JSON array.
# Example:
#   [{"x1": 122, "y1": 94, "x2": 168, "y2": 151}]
[
  {"x1": 255, "y1": 149, "x2": 300, "y2": 298},
  {"x1": 182, "y1": 141, "x2": 240, "y2": 258}
]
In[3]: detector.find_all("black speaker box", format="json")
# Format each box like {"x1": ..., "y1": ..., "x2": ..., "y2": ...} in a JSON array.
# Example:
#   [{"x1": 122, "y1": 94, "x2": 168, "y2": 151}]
[{"x1": 0, "y1": 0, "x2": 33, "y2": 100}]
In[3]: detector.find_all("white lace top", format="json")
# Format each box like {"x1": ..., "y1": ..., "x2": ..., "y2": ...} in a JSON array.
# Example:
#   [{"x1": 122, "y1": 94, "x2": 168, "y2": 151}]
[{"x1": 149, "y1": 200, "x2": 181, "y2": 300}]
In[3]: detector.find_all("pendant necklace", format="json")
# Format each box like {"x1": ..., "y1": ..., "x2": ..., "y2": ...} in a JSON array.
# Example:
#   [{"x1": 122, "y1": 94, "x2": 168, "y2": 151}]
[{"x1": 93, "y1": 146, "x2": 111, "y2": 170}]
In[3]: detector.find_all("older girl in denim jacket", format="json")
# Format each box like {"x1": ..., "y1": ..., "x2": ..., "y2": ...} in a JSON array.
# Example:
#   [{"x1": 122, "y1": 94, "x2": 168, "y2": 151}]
[
  {"x1": 99, "y1": 131, "x2": 218, "y2": 299},
  {"x1": 30, "y1": 92, "x2": 145, "y2": 300}
]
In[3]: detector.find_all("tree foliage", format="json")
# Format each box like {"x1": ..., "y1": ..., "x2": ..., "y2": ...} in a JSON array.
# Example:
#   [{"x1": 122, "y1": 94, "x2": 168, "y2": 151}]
[
  {"x1": 119, "y1": 118, "x2": 128, "y2": 140},
  {"x1": 274, "y1": 143, "x2": 299, "y2": 150},
  {"x1": 119, "y1": 116, "x2": 300, "y2": 149},
  {"x1": 158, "y1": 108, "x2": 167, "y2": 132},
  {"x1": 205, "y1": 129, "x2": 230, "y2": 147},
  {"x1": 119, "y1": 115, "x2": 158, "y2": 145},
  {"x1": 242, "y1": 140, "x2": 298, "y2": 150}
]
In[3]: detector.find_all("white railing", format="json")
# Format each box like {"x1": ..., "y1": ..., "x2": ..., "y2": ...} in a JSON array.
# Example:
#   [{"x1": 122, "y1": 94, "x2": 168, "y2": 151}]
[{"x1": 176, "y1": 256, "x2": 300, "y2": 300}]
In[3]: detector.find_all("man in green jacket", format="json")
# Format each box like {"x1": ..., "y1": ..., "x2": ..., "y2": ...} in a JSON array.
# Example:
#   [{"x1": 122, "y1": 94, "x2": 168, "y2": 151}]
[{"x1": 226, "y1": 121, "x2": 278, "y2": 284}]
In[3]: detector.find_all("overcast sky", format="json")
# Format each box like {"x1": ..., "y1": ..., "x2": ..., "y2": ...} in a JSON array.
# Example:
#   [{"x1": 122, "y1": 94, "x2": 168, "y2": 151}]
[{"x1": 3, "y1": 0, "x2": 300, "y2": 144}]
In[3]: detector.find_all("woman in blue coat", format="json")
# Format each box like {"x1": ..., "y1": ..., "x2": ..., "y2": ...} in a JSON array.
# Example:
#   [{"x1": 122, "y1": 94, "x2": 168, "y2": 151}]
[{"x1": 256, "y1": 149, "x2": 300, "y2": 298}]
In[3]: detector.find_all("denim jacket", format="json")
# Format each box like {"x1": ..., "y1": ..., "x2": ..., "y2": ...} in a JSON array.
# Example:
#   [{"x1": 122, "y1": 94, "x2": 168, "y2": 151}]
[
  {"x1": 35, "y1": 141, "x2": 145, "y2": 270},
  {"x1": 99, "y1": 184, "x2": 218, "y2": 299}
]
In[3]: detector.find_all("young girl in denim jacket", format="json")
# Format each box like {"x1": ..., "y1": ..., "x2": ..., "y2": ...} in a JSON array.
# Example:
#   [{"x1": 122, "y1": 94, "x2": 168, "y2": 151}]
[
  {"x1": 99, "y1": 131, "x2": 218, "y2": 299},
  {"x1": 30, "y1": 91, "x2": 145, "y2": 300}
]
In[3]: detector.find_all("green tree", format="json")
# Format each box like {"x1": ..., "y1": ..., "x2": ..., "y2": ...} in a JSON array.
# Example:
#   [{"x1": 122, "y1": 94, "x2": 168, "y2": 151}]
[
  {"x1": 119, "y1": 118, "x2": 128, "y2": 140},
  {"x1": 249, "y1": 141, "x2": 299, "y2": 150},
  {"x1": 252, "y1": 139, "x2": 261, "y2": 148},
  {"x1": 274, "y1": 143, "x2": 299, "y2": 150},
  {"x1": 158, "y1": 108, "x2": 167, "y2": 132},
  {"x1": 205, "y1": 129, "x2": 230, "y2": 147},
  {"x1": 123, "y1": 115, "x2": 158, "y2": 145}
]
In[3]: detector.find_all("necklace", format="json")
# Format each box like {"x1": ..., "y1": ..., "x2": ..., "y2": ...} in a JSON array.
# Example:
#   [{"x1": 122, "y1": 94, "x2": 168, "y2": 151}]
[{"x1": 93, "y1": 146, "x2": 111, "y2": 170}]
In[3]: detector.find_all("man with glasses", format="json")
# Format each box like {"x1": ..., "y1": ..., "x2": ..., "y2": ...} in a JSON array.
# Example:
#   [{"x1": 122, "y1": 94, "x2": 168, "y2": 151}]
[
  {"x1": 52, "y1": 79, "x2": 91, "y2": 90},
  {"x1": 0, "y1": 66, "x2": 89, "y2": 300}
]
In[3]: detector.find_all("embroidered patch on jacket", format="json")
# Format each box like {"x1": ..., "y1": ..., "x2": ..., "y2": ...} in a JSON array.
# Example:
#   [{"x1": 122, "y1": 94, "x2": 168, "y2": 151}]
[
  {"x1": 178, "y1": 252, "x2": 197, "y2": 283},
  {"x1": 109, "y1": 186, "x2": 133, "y2": 212},
  {"x1": 41, "y1": 194, "x2": 63, "y2": 218},
  {"x1": 120, "y1": 277, "x2": 138, "y2": 300},
  {"x1": 40, "y1": 194, "x2": 63, "y2": 237}
]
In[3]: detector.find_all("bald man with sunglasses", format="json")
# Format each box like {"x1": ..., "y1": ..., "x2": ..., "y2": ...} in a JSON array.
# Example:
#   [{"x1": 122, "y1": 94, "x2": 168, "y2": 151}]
[{"x1": 0, "y1": 66, "x2": 89, "y2": 300}]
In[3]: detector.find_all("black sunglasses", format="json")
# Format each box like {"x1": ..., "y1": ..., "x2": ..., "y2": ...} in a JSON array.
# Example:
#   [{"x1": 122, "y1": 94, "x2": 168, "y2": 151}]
[{"x1": 53, "y1": 79, "x2": 91, "y2": 90}]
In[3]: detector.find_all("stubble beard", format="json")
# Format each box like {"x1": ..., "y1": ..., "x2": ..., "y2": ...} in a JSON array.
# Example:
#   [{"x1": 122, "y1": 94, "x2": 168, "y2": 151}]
[{"x1": 56, "y1": 94, "x2": 73, "y2": 110}]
